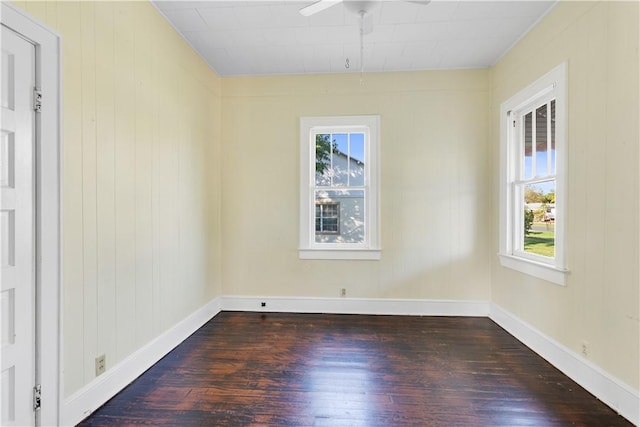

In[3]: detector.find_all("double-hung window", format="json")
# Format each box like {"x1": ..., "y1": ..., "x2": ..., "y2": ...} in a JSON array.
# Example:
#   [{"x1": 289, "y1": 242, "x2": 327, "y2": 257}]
[
  {"x1": 499, "y1": 63, "x2": 568, "y2": 285},
  {"x1": 299, "y1": 116, "x2": 380, "y2": 260}
]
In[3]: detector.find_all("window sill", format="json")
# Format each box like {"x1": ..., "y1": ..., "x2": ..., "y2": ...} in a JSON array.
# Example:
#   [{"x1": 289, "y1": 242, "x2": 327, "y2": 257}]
[
  {"x1": 498, "y1": 253, "x2": 568, "y2": 286},
  {"x1": 299, "y1": 249, "x2": 381, "y2": 260}
]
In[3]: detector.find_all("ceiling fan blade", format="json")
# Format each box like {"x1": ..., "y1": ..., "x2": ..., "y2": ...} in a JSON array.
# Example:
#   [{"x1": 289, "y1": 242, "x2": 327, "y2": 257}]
[{"x1": 299, "y1": 0, "x2": 343, "y2": 17}]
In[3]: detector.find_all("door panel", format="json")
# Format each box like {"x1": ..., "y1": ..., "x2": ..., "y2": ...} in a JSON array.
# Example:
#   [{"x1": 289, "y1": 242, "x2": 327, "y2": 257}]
[{"x1": 1, "y1": 25, "x2": 36, "y2": 427}]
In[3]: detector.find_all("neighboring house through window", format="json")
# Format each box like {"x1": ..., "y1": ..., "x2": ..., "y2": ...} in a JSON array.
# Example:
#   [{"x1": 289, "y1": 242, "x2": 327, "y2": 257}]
[
  {"x1": 499, "y1": 63, "x2": 568, "y2": 285},
  {"x1": 300, "y1": 116, "x2": 380, "y2": 260}
]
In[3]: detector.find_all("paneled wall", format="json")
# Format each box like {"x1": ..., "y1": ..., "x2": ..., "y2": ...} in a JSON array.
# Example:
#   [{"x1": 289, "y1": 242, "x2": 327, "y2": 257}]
[
  {"x1": 221, "y1": 71, "x2": 492, "y2": 301},
  {"x1": 11, "y1": 1, "x2": 222, "y2": 397},
  {"x1": 12, "y1": 0, "x2": 638, "y2": 409},
  {"x1": 490, "y1": 1, "x2": 639, "y2": 391}
]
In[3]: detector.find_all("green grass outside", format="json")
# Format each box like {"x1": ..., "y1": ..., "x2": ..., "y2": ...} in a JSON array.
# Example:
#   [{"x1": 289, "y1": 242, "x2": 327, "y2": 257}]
[{"x1": 524, "y1": 229, "x2": 555, "y2": 257}]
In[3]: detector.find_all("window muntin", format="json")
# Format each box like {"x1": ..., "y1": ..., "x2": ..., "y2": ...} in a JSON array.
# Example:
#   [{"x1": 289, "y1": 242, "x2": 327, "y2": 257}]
[
  {"x1": 498, "y1": 63, "x2": 567, "y2": 285},
  {"x1": 300, "y1": 116, "x2": 380, "y2": 260}
]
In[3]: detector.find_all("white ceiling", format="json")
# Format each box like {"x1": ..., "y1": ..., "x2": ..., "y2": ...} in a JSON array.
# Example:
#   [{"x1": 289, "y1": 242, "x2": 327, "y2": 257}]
[{"x1": 152, "y1": 0, "x2": 556, "y2": 77}]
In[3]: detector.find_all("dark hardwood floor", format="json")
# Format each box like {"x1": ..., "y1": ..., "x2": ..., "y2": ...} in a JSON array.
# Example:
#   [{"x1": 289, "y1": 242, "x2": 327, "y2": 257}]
[{"x1": 78, "y1": 312, "x2": 632, "y2": 427}]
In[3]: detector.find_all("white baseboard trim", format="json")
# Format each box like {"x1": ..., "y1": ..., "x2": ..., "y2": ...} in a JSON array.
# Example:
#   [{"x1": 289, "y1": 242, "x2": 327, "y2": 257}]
[
  {"x1": 490, "y1": 303, "x2": 640, "y2": 426},
  {"x1": 221, "y1": 295, "x2": 490, "y2": 317},
  {"x1": 61, "y1": 297, "x2": 222, "y2": 427}
]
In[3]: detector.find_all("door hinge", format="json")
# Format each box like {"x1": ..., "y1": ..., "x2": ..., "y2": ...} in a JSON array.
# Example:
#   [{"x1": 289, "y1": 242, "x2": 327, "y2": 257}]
[
  {"x1": 33, "y1": 384, "x2": 42, "y2": 411},
  {"x1": 33, "y1": 88, "x2": 42, "y2": 113}
]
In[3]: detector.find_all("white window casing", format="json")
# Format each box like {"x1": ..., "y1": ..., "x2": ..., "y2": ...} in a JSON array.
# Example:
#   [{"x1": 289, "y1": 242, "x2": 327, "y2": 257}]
[
  {"x1": 499, "y1": 63, "x2": 568, "y2": 285},
  {"x1": 299, "y1": 115, "x2": 381, "y2": 260}
]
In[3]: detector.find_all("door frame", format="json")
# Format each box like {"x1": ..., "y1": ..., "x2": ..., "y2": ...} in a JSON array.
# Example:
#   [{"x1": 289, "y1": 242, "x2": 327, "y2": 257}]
[{"x1": 1, "y1": 3, "x2": 61, "y2": 426}]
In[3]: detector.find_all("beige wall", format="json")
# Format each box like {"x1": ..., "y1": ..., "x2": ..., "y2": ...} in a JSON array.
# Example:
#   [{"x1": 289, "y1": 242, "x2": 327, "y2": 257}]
[
  {"x1": 221, "y1": 71, "x2": 492, "y2": 301},
  {"x1": 490, "y1": 1, "x2": 639, "y2": 390},
  {"x1": 11, "y1": 1, "x2": 223, "y2": 397},
  {"x1": 11, "y1": 0, "x2": 639, "y2": 406}
]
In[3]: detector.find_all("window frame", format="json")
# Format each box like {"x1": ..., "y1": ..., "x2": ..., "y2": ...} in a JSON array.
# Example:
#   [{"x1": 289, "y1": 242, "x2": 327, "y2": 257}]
[
  {"x1": 498, "y1": 63, "x2": 568, "y2": 285},
  {"x1": 299, "y1": 115, "x2": 380, "y2": 260}
]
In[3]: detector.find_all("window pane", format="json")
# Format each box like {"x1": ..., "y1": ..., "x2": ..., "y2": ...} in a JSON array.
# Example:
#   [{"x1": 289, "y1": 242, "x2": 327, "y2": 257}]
[
  {"x1": 523, "y1": 181, "x2": 555, "y2": 258},
  {"x1": 315, "y1": 189, "x2": 365, "y2": 244},
  {"x1": 350, "y1": 133, "x2": 365, "y2": 187},
  {"x1": 335, "y1": 133, "x2": 348, "y2": 157},
  {"x1": 536, "y1": 104, "x2": 548, "y2": 176},
  {"x1": 315, "y1": 133, "x2": 333, "y2": 186},
  {"x1": 523, "y1": 112, "x2": 533, "y2": 179},
  {"x1": 331, "y1": 133, "x2": 349, "y2": 187},
  {"x1": 550, "y1": 100, "x2": 556, "y2": 174}
]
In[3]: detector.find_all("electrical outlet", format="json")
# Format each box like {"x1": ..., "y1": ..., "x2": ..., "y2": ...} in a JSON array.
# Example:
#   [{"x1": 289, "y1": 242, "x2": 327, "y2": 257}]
[
  {"x1": 581, "y1": 342, "x2": 589, "y2": 358},
  {"x1": 340, "y1": 288, "x2": 346, "y2": 297},
  {"x1": 95, "y1": 354, "x2": 106, "y2": 376}
]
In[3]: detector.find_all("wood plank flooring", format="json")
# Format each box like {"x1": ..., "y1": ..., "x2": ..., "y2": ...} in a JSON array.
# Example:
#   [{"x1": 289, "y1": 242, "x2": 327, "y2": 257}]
[{"x1": 78, "y1": 312, "x2": 632, "y2": 426}]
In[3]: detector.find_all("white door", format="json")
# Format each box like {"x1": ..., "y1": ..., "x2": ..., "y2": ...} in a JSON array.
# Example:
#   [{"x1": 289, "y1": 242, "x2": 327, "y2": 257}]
[{"x1": 1, "y1": 25, "x2": 36, "y2": 427}]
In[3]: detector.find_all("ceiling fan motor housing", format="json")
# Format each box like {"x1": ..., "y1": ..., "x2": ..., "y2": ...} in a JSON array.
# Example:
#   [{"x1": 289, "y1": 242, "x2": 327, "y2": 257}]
[{"x1": 344, "y1": 0, "x2": 380, "y2": 15}]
